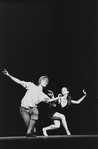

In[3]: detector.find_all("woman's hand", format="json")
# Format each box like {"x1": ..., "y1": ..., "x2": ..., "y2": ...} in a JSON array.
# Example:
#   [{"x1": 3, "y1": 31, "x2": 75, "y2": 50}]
[
  {"x1": 58, "y1": 94, "x2": 62, "y2": 97},
  {"x1": 83, "y1": 89, "x2": 87, "y2": 95},
  {"x1": 2, "y1": 69, "x2": 10, "y2": 76}
]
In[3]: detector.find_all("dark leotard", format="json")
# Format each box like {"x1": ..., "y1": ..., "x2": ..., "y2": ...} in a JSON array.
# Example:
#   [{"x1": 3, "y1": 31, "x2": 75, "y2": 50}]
[{"x1": 48, "y1": 95, "x2": 72, "y2": 117}]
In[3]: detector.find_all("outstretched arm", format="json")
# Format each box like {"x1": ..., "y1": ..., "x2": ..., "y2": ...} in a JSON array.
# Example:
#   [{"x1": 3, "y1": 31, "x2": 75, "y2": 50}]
[
  {"x1": 71, "y1": 89, "x2": 87, "y2": 104},
  {"x1": 46, "y1": 96, "x2": 60, "y2": 103},
  {"x1": 2, "y1": 69, "x2": 25, "y2": 86}
]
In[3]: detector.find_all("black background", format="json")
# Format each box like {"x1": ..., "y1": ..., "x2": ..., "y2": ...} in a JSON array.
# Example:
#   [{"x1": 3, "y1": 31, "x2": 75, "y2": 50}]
[{"x1": 0, "y1": 0, "x2": 98, "y2": 137}]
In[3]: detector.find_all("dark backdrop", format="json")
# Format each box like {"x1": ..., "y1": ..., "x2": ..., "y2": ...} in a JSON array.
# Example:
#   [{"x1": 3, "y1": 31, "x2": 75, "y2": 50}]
[{"x1": 0, "y1": 1, "x2": 98, "y2": 136}]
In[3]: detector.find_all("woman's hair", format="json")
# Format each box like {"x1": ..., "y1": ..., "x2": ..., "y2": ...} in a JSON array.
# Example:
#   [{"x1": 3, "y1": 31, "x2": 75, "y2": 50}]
[
  {"x1": 38, "y1": 76, "x2": 49, "y2": 85},
  {"x1": 61, "y1": 87, "x2": 69, "y2": 93},
  {"x1": 67, "y1": 95, "x2": 72, "y2": 106}
]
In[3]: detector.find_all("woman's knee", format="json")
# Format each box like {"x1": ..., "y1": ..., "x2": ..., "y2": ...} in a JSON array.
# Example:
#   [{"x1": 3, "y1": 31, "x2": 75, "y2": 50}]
[
  {"x1": 54, "y1": 120, "x2": 60, "y2": 128},
  {"x1": 53, "y1": 112, "x2": 65, "y2": 120},
  {"x1": 60, "y1": 114, "x2": 66, "y2": 121}
]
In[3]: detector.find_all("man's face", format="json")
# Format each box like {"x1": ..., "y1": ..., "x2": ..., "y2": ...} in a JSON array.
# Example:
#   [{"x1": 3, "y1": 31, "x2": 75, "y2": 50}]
[{"x1": 41, "y1": 79, "x2": 48, "y2": 87}]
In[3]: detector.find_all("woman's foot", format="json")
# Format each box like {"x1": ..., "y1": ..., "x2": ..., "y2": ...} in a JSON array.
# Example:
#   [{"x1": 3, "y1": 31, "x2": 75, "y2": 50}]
[
  {"x1": 42, "y1": 128, "x2": 48, "y2": 136},
  {"x1": 67, "y1": 131, "x2": 71, "y2": 135}
]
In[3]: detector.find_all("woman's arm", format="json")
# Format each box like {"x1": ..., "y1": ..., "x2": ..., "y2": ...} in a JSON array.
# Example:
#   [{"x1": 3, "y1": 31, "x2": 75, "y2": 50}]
[
  {"x1": 71, "y1": 89, "x2": 87, "y2": 104},
  {"x1": 2, "y1": 69, "x2": 27, "y2": 88}
]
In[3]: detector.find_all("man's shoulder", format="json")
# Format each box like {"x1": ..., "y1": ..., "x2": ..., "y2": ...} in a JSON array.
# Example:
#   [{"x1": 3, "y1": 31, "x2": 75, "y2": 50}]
[{"x1": 28, "y1": 82, "x2": 37, "y2": 87}]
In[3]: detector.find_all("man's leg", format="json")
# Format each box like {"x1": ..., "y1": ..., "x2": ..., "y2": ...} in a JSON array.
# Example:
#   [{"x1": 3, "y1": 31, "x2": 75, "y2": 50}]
[
  {"x1": 27, "y1": 107, "x2": 39, "y2": 136},
  {"x1": 27, "y1": 119, "x2": 36, "y2": 134},
  {"x1": 19, "y1": 106, "x2": 30, "y2": 133}
]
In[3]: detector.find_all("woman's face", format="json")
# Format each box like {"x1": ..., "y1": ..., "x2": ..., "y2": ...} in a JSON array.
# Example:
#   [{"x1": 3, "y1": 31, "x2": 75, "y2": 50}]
[{"x1": 61, "y1": 87, "x2": 69, "y2": 95}]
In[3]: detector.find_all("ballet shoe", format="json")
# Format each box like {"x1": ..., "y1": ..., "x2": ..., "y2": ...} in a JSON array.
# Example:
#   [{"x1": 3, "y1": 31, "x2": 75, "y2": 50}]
[
  {"x1": 26, "y1": 132, "x2": 37, "y2": 137},
  {"x1": 42, "y1": 128, "x2": 48, "y2": 137}
]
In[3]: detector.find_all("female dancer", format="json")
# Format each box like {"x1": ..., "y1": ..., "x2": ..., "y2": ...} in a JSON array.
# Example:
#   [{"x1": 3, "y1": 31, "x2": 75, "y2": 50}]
[{"x1": 42, "y1": 87, "x2": 87, "y2": 136}]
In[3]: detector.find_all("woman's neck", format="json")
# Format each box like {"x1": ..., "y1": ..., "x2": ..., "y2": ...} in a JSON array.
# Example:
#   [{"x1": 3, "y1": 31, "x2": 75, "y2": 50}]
[{"x1": 62, "y1": 94, "x2": 68, "y2": 98}]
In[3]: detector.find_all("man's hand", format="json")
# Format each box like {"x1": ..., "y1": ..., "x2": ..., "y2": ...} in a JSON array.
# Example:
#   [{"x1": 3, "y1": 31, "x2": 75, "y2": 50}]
[
  {"x1": 43, "y1": 98, "x2": 50, "y2": 103},
  {"x1": 47, "y1": 90, "x2": 54, "y2": 97}
]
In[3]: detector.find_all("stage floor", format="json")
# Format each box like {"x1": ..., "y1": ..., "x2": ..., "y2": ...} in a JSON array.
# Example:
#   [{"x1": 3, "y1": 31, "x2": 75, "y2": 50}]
[
  {"x1": 0, "y1": 135, "x2": 98, "y2": 149},
  {"x1": 0, "y1": 135, "x2": 98, "y2": 140}
]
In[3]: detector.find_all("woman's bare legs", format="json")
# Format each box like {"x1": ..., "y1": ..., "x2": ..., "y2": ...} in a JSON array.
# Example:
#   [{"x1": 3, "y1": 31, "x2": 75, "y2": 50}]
[
  {"x1": 42, "y1": 120, "x2": 60, "y2": 136},
  {"x1": 42, "y1": 112, "x2": 71, "y2": 136}
]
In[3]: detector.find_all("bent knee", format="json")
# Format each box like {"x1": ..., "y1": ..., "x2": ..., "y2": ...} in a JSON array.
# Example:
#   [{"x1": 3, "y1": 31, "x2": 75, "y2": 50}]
[
  {"x1": 60, "y1": 114, "x2": 65, "y2": 120},
  {"x1": 31, "y1": 115, "x2": 39, "y2": 120},
  {"x1": 54, "y1": 120, "x2": 60, "y2": 128},
  {"x1": 30, "y1": 107, "x2": 39, "y2": 120},
  {"x1": 30, "y1": 107, "x2": 39, "y2": 115}
]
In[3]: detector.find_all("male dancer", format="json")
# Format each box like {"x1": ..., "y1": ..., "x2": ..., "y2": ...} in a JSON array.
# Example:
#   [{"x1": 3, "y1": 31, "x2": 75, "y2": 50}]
[{"x1": 3, "y1": 69, "x2": 50, "y2": 137}]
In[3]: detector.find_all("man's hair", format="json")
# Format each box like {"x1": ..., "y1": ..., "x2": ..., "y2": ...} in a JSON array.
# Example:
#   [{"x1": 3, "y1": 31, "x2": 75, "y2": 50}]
[{"x1": 38, "y1": 76, "x2": 49, "y2": 85}]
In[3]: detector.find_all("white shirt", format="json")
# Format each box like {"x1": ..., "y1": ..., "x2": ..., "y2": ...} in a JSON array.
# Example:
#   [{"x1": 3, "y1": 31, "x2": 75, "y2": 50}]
[{"x1": 21, "y1": 81, "x2": 49, "y2": 108}]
